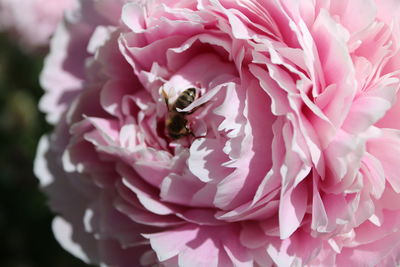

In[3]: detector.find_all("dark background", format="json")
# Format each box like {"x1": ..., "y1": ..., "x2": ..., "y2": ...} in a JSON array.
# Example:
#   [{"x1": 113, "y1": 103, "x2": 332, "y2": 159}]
[{"x1": 0, "y1": 33, "x2": 88, "y2": 267}]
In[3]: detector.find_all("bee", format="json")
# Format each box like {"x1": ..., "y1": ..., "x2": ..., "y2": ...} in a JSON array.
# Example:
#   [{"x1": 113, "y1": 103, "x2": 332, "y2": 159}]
[{"x1": 162, "y1": 88, "x2": 197, "y2": 140}]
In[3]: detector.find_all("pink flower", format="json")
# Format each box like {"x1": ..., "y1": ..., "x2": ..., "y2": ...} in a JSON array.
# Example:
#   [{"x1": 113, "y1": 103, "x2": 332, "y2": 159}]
[
  {"x1": 34, "y1": 0, "x2": 400, "y2": 266},
  {"x1": 0, "y1": 0, "x2": 75, "y2": 49}
]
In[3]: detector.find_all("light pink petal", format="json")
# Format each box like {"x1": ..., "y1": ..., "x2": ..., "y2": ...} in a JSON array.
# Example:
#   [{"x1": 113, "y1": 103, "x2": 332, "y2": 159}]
[
  {"x1": 216, "y1": 197, "x2": 279, "y2": 222},
  {"x1": 144, "y1": 224, "x2": 252, "y2": 266},
  {"x1": 123, "y1": 33, "x2": 187, "y2": 73},
  {"x1": 311, "y1": 174, "x2": 329, "y2": 233},
  {"x1": 342, "y1": 83, "x2": 397, "y2": 134},
  {"x1": 39, "y1": 22, "x2": 83, "y2": 124},
  {"x1": 117, "y1": 164, "x2": 178, "y2": 216},
  {"x1": 375, "y1": 0, "x2": 400, "y2": 25},
  {"x1": 114, "y1": 197, "x2": 182, "y2": 227},
  {"x1": 143, "y1": 225, "x2": 202, "y2": 262},
  {"x1": 85, "y1": 117, "x2": 120, "y2": 144},
  {"x1": 160, "y1": 172, "x2": 207, "y2": 206},
  {"x1": 176, "y1": 209, "x2": 223, "y2": 226},
  {"x1": 188, "y1": 138, "x2": 231, "y2": 183},
  {"x1": 368, "y1": 129, "x2": 400, "y2": 193},
  {"x1": 336, "y1": 230, "x2": 400, "y2": 267},
  {"x1": 215, "y1": 77, "x2": 274, "y2": 210},
  {"x1": 249, "y1": 63, "x2": 291, "y2": 116},
  {"x1": 86, "y1": 193, "x2": 154, "y2": 248},
  {"x1": 279, "y1": 179, "x2": 308, "y2": 239},
  {"x1": 34, "y1": 136, "x2": 100, "y2": 263},
  {"x1": 239, "y1": 221, "x2": 268, "y2": 249},
  {"x1": 222, "y1": 234, "x2": 254, "y2": 267},
  {"x1": 311, "y1": 9, "x2": 357, "y2": 128},
  {"x1": 361, "y1": 153, "x2": 386, "y2": 199},
  {"x1": 52, "y1": 217, "x2": 96, "y2": 264},
  {"x1": 100, "y1": 79, "x2": 141, "y2": 120},
  {"x1": 166, "y1": 33, "x2": 231, "y2": 72},
  {"x1": 98, "y1": 238, "x2": 150, "y2": 267},
  {"x1": 329, "y1": 0, "x2": 376, "y2": 33},
  {"x1": 121, "y1": 2, "x2": 146, "y2": 33}
]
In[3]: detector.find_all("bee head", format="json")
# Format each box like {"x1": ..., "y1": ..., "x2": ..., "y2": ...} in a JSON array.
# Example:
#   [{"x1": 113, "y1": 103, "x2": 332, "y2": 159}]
[{"x1": 186, "y1": 88, "x2": 196, "y2": 97}]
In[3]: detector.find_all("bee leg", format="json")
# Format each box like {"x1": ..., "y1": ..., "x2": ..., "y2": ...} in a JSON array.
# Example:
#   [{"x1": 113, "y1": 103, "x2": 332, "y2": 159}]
[
  {"x1": 188, "y1": 129, "x2": 207, "y2": 140},
  {"x1": 161, "y1": 88, "x2": 171, "y2": 111},
  {"x1": 192, "y1": 134, "x2": 207, "y2": 140},
  {"x1": 184, "y1": 126, "x2": 198, "y2": 139}
]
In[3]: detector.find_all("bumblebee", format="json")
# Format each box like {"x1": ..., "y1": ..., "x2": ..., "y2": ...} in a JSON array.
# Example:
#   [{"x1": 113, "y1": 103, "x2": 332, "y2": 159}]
[{"x1": 162, "y1": 88, "x2": 197, "y2": 140}]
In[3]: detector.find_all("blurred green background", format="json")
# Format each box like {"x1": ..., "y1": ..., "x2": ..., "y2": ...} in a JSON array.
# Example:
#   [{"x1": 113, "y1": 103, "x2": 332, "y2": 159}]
[{"x1": 0, "y1": 33, "x2": 88, "y2": 267}]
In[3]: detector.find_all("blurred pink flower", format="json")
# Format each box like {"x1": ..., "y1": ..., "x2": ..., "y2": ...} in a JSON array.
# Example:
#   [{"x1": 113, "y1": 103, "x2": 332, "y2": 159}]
[
  {"x1": 0, "y1": 0, "x2": 75, "y2": 49},
  {"x1": 35, "y1": 0, "x2": 400, "y2": 266}
]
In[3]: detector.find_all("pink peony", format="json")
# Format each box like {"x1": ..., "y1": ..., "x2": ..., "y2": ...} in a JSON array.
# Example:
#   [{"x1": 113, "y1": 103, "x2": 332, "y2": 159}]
[
  {"x1": 34, "y1": 0, "x2": 400, "y2": 266},
  {"x1": 0, "y1": 0, "x2": 75, "y2": 49}
]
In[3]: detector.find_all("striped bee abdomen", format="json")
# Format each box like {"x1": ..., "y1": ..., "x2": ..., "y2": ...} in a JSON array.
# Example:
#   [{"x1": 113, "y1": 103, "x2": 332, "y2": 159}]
[{"x1": 174, "y1": 88, "x2": 196, "y2": 111}]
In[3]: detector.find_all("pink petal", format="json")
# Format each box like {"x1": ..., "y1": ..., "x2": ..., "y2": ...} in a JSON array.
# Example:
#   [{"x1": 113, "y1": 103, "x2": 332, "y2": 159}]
[
  {"x1": 368, "y1": 129, "x2": 400, "y2": 193},
  {"x1": 279, "y1": 179, "x2": 308, "y2": 239}
]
